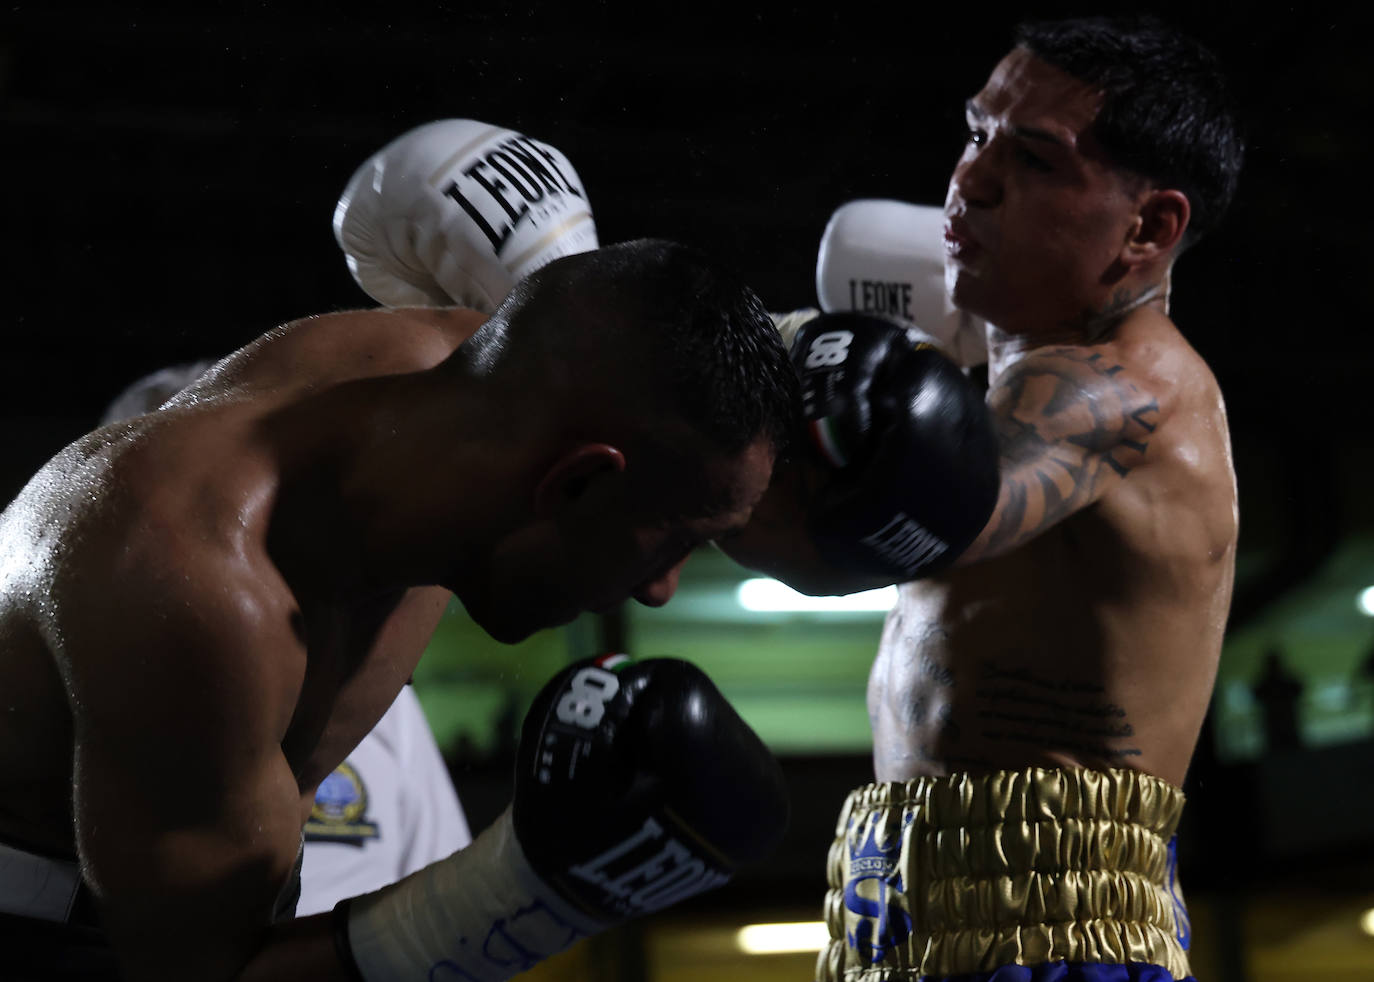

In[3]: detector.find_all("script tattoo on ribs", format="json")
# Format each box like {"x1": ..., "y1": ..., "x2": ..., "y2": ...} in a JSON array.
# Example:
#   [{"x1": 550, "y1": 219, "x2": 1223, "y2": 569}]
[
  {"x1": 981, "y1": 348, "x2": 1160, "y2": 554},
  {"x1": 974, "y1": 660, "x2": 1142, "y2": 760}
]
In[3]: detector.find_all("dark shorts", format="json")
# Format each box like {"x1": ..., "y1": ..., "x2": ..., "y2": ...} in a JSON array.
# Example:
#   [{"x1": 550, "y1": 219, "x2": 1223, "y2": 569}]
[
  {"x1": 0, "y1": 834, "x2": 115, "y2": 978},
  {"x1": 0, "y1": 834, "x2": 304, "y2": 980},
  {"x1": 0, "y1": 912, "x2": 123, "y2": 980}
]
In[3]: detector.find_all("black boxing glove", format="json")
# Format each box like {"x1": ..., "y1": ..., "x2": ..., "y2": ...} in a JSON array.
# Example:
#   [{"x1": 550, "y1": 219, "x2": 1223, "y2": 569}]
[
  {"x1": 792, "y1": 312, "x2": 999, "y2": 582},
  {"x1": 339, "y1": 654, "x2": 788, "y2": 982},
  {"x1": 515, "y1": 654, "x2": 788, "y2": 918}
]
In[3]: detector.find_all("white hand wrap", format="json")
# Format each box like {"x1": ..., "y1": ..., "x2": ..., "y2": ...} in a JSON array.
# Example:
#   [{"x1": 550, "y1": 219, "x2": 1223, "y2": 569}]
[
  {"x1": 333, "y1": 119, "x2": 599, "y2": 313},
  {"x1": 343, "y1": 806, "x2": 606, "y2": 982},
  {"x1": 815, "y1": 199, "x2": 988, "y2": 368}
]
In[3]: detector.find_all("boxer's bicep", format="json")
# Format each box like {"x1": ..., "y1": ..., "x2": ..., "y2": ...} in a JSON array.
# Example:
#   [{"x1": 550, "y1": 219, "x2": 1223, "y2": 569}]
[
  {"x1": 957, "y1": 348, "x2": 1161, "y2": 564},
  {"x1": 65, "y1": 568, "x2": 305, "y2": 981}
]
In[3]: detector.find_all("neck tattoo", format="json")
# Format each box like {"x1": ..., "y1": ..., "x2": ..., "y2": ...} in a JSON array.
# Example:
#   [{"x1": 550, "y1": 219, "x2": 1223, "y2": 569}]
[{"x1": 1070, "y1": 282, "x2": 1167, "y2": 343}]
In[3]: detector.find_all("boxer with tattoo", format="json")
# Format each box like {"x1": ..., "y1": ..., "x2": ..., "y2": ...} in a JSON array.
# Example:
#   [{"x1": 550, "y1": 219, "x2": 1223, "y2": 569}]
[{"x1": 726, "y1": 15, "x2": 1243, "y2": 982}]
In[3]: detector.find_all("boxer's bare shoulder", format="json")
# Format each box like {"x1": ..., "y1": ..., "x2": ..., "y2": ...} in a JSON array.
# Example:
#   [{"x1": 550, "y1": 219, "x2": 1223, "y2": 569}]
[
  {"x1": 0, "y1": 395, "x2": 297, "y2": 838},
  {"x1": 958, "y1": 306, "x2": 1233, "y2": 565},
  {"x1": 873, "y1": 308, "x2": 1237, "y2": 786},
  {"x1": 0, "y1": 305, "x2": 483, "y2": 857},
  {"x1": 184, "y1": 305, "x2": 487, "y2": 401},
  {"x1": 1094, "y1": 308, "x2": 1237, "y2": 562}
]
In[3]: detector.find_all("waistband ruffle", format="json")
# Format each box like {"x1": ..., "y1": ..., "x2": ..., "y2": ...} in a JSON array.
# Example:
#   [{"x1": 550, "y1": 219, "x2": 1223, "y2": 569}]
[{"x1": 817, "y1": 768, "x2": 1191, "y2": 982}]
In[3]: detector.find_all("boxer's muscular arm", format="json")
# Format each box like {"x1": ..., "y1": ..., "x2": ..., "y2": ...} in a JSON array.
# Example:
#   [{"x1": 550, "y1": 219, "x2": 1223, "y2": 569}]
[
  {"x1": 63, "y1": 547, "x2": 345, "y2": 982},
  {"x1": 954, "y1": 345, "x2": 1164, "y2": 566}
]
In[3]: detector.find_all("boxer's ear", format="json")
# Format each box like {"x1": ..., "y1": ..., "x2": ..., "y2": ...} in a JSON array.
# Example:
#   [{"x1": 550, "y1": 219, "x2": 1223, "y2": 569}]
[
  {"x1": 1122, "y1": 188, "x2": 1190, "y2": 265},
  {"x1": 533, "y1": 444, "x2": 626, "y2": 517}
]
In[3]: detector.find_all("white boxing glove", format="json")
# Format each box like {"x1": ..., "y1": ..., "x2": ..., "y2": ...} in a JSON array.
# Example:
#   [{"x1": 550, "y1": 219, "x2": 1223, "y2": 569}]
[
  {"x1": 333, "y1": 119, "x2": 599, "y2": 312},
  {"x1": 815, "y1": 199, "x2": 988, "y2": 368}
]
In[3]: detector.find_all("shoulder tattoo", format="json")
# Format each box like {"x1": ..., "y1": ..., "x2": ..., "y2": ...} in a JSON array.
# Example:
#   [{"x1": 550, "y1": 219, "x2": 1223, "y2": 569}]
[{"x1": 982, "y1": 348, "x2": 1160, "y2": 551}]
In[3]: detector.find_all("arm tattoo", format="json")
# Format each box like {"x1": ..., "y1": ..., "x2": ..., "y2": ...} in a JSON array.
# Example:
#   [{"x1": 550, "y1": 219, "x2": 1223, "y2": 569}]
[{"x1": 979, "y1": 348, "x2": 1160, "y2": 554}]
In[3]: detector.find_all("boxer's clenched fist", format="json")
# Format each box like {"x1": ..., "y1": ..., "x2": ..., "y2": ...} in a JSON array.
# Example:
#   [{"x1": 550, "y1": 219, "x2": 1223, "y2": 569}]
[{"x1": 792, "y1": 312, "x2": 999, "y2": 582}]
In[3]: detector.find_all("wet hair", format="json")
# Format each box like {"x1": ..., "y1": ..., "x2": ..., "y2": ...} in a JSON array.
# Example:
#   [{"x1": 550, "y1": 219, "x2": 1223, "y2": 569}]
[
  {"x1": 1014, "y1": 14, "x2": 1245, "y2": 249},
  {"x1": 470, "y1": 238, "x2": 800, "y2": 459}
]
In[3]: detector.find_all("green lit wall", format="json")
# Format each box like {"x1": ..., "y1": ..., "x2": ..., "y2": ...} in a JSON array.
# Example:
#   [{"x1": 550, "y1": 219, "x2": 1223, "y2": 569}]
[
  {"x1": 411, "y1": 536, "x2": 1374, "y2": 765},
  {"x1": 1211, "y1": 535, "x2": 1374, "y2": 761},
  {"x1": 623, "y1": 548, "x2": 882, "y2": 754},
  {"x1": 410, "y1": 545, "x2": 884, "y2": 759}
]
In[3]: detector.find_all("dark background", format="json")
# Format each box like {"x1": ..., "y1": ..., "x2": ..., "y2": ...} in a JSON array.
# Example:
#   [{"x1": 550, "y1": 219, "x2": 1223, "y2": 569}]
[
  {"x1": 2, "y1": 1, "x2": 1369, "y2": 974},
  {"x1": 2, "y1": 1, "x2": 1364, "y2": 519}
]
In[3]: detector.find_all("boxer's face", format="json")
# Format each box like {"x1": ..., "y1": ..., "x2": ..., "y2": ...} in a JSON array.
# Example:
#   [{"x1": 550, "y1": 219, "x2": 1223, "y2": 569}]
[
  {"x1": 943, "y1": 47, "x2": 1146, "y2": 334},
  {"x1": 470, "y1": 437, "x2": 776, "y2": 643}
]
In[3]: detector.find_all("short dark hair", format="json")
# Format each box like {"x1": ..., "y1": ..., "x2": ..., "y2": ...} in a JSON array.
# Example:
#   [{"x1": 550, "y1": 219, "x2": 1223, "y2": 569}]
[
  {"x1": 1014, "y1": 14, "x2": 1245, "y2": 249},
  {"x1": 480, "y1": 238, "x2": 800, "y2": 459},
  {"x1": 618, "y1": 238, "x2": 800, "y2": 458}
]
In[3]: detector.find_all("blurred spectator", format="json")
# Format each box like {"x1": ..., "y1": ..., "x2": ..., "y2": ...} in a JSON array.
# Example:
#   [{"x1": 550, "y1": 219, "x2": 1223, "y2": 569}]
[{"x1": 1253, "y1": 645, "x2": 1304, "y2": 752}]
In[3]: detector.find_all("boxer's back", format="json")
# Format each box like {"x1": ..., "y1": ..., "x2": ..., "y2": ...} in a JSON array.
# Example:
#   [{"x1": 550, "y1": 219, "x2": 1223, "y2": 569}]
[
  {"x1": 0, "y1": 306, "x2": 485, "y2": 856},
  {"x1": 872, "y1": 309, "x2": 1237, "y2": 787}
]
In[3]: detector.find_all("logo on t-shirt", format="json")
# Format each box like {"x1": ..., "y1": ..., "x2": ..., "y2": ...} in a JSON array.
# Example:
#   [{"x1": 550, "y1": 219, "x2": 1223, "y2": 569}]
[{"x1": 304, "y1": 761, "x2": 381, "y2": 847}]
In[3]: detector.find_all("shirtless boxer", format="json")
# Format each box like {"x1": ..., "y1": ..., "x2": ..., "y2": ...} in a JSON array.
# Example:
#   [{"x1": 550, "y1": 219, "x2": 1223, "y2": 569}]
[
  {"x1": 0, "y1": 235, "x2": 797, "y2": 981},
  {"x1": 727, "y1": 15, "x2": 1244, "y2": 982},
  {"x1": 100, "y1": 363, "x2": 474, "y2": 919}
]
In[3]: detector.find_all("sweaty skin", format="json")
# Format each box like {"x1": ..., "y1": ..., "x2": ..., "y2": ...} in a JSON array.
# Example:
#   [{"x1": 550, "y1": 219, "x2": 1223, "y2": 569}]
[
  {"x1": 870, "y1": 308, "x2": 1236, "y2": 788},
  {"x1": 875, "y1": 48, "x2": 1237, "y2": 789},
  {"x1": 723, "y1": 48, "x2": 1237, "y2": 791},
  {"x1": 0, "y1": 308, "x2": 483, "y2": 858},
  {"x1": 0, "y1": 308, "x2": 483, "y2": 981},
  {"x1": 0, "y1": 306, "x2": 774, "y2": 981}
]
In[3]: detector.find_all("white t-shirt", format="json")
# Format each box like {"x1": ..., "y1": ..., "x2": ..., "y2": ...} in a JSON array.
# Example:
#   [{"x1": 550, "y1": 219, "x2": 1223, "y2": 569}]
[{"x1": 296, "y1": 685, "x2": 471, "y2": 915}]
